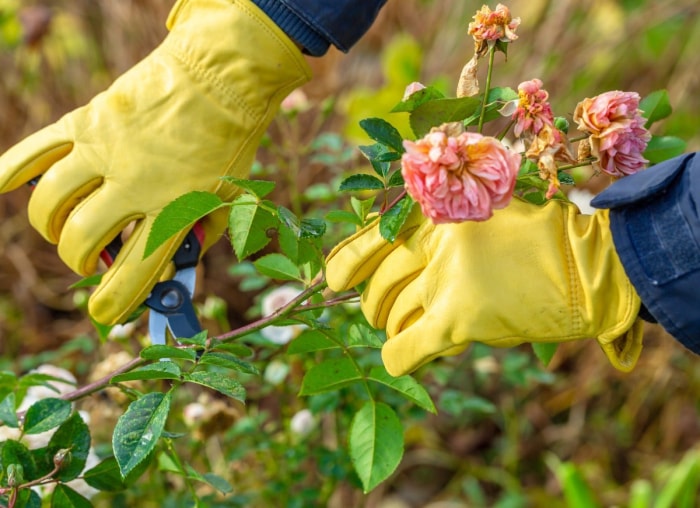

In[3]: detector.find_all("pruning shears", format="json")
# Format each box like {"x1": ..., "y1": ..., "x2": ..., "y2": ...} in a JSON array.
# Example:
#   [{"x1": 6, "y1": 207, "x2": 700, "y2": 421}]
[
  {"x1": 100, "y1": 223, "x2": 205, "y2": 345},
  {"x1": 29, "y1": 175, "x2": 203, "y2": 344}
]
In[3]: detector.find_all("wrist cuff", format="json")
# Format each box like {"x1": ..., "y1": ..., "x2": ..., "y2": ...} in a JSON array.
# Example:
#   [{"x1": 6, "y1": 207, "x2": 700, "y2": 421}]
[{"x1": 250, "y1": 0, "x2": 330, "y2": 56}]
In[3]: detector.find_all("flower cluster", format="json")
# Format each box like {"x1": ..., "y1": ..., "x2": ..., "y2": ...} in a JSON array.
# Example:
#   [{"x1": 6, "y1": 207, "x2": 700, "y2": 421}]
[
  {"x1": 401, "y1": 125, "x2": 521, "y2": 223},
  {"x1": 394, "y1": 4, "x2": 656, "y2": 223},
  {"x1": 573, "y1": 91, "x2": 651, "y2": 177}
]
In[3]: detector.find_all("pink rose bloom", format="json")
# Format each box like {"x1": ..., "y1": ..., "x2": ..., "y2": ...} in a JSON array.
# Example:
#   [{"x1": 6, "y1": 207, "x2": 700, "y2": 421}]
[
  {"x1": 512, "y1": 78, "x2": 555, "y2": 137},
  {"x1": 573, "y1": 91, "x2": 651, "y2": 177},
  {"x1": 402, "y1": 130, "x2": 521, "y2": 223}
]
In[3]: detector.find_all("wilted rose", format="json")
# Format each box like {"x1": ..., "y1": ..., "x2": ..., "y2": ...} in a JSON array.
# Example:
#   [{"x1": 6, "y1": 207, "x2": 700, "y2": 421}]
[
  {"x1": 468, "y1": 4, "x2": 520, "y2": 56},
  {"x1": 402, "y1": 127, "x2": 521, "y2": 223},
  {"x1": 512, "y1": 78, "x2": 555, "y2": 138}
]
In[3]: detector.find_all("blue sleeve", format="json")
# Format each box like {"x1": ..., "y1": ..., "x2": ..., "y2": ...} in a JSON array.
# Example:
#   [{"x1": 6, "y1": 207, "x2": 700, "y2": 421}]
[
  {"x1": 251, "y1": 0, "x2": 387, "y2": 56},
  {"x1": 591, "y1": 152, "x2": 700, "y2": 354}
]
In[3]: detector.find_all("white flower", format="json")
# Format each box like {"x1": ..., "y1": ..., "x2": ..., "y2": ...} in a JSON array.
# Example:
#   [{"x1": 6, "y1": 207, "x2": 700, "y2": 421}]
[
  {"x1": 290, "y1": 409, "x2": 315, "y2": 437},
  {"x1": 260, "y1": 285, "x2": 306, "y2": 345}
]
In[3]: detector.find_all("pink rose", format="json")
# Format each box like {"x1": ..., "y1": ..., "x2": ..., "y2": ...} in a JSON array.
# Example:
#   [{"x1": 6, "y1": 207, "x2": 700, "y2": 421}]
[
  {"x1": 402, "y1": 130, "x2": 521, "y2": 223},
  {"x1": 512, "y1": 78, "x2": 555, "y2": 138},
  {"x1": 573, "y1": 91, "x2": 651, "y2": 177}
]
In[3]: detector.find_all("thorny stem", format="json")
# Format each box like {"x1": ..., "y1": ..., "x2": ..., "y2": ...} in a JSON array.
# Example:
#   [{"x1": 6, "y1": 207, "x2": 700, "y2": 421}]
[
  {"x1": 2, "y1": 277, "x2": 353, "y2": 419},
  {"x1": 381, "y1": 189, "x2": 407, "y2": 214},
  {"x1": 477, "y1": 46, "x2": 496, "y2": 134}
]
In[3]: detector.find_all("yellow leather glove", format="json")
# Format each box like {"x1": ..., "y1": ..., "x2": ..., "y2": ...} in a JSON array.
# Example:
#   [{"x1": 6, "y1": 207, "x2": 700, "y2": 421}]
[
  {"x1": 0, "y1": 0, "x2": 311, "y2": 325},
  {"x1": 326, "y1": 198, "x2": 644, "y2": 377}
]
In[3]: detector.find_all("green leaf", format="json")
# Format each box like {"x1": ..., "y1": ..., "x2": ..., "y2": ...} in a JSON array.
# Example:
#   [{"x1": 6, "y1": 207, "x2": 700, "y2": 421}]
[
  {"x1": 177, "y1": 330, "x2": 208, "y2": 347},
  {"x1": 644, "y1": 135, "x2": 687, "y2": 164},
  {"x1": 198, "y1": 353, "x2": 259, "y2": 375},
  {"x1": 23, "y1": 398, "x2": 72, "y2": 435},
  {"x1": 325, "y1": 210, "x2": 363, "y2": 227},
  {"x1": 113, "y1": 391, "x2": 172, "y2": 478},
  {"x1": 463, "y1": 86, "x2": 520, "y2": 127},
  {"x1": 351, "y1": 197, "x2": 377, "y2": 223},
  {"x1": 82, "y1": 457, "x2": 127, "y2": 492},
  {"x1": 438, "y1": 391, "x2": 496, "y2": 417},
  {"x1": 140, "y1": 345, "x2": 197, "y2": 362},
  {"x1": 347, "y1": 323, "x2": 383, "y2": 349},
  {"x1": 48, "y1": 412, "x2": 91, "y2": 482},
  {"x1": 12, "y1": 489, "x2": 41, "y2": 508},
  {"x1": 391, "y1": 85, "x2": 446, "y2": 113},
  {"x1": 549, "y1": 459, "x2": 601, "y2": 508},
  {"x1": 349, "y1": 401, "x2": 404, "y2": 493},
  {"x1": 220, "y1": 176, "x2": 276, "y2": 198},
  {"x1": 18, "y1": 372, "x2": 74, "y2": 392},
  {"x1": 299, "y1": 358, "x2": 363, "y2": 395},
  {"x1": 185, "y1": 465, "x2": 234, "y2": 494},
  {"x1": 253, "y1": 253, "x2": 301, "y2": 281},
  {"x1": 0, "y1": 393, "x2": 18, "y2": 428},
  {"x1": 532, "y1": 343, "x2": 558, "y2": 367},
  {"x1": 367, "y1": 366, "x2": 436, "y2": 413},
  {"x1": 410, "y1": 96, "x2": 481, "y2": 137},
  {"x1": 111, "y1": 362, "x2": 182, "y2": 383},
  {"x1": 212, "y1": 342, "x2": 254, "y2": 357},
  {"x1": 379, "y1": 194, "x2": 415, "y2": 243},
  {"x1": 387, "y1": 170, "x2": 405, "y2": 188},
  {"x1": 557, "y1": 171, "x2": 575, "y2": 186},
  {"x1": 654, "y1": 449, "x2": 700, "y2": 508},
  {"x1": 69, "y1": 273, "x2": 103, "y2": 289},
  {"x1": 359, "y1": 117, "x2": 405, "y2": 153},
  {"x1": 229, "y1": 194, "x2": 278, "y2": 261},
  {"x1": 339, "y1": 174, "x2": 385, "y2": 192},
  {"x1": 144, "y1": 191, "x2": 225, "y2": 259},
  {"x1": 640, "y1": 89, "x2": 672, "y2": 128},
  {"x1": 287, "y1": 330, "x2": 342, "y2": 354},
  {"x1": 50, "y1": 484, "x2": 93, "y2": 508},
  {"x1": 0, "y1": 440, "x2": 36, "y2": 485},
  {"x1": 300, "y1": 218, "x2": 326, "y2": 239},
  {"x1": 183, "y1": 371, "x2": 246, "y2": 402}
]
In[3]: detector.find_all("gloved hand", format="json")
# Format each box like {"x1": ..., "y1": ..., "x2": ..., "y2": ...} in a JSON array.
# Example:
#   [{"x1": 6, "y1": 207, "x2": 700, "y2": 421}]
[
  {"x1": 0, "y1": 0, "x2": 310, "y2": 325},
  {"x1": 326, "y1": 197, "x2": 644, "y2": 376}
]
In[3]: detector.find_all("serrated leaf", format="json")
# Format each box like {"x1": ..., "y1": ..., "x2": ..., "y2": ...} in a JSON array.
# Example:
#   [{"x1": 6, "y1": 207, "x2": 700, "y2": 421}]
[
  {"x1": 464, "y1": 87, "x2": 520, "y2": 127},
  {"x1": 409, "y1": 96, "x2": 481, "y2": 137},
  {"x1": 113, "y1": 392, "x2": 172, "y2": 478},
  {"x1": 299, "y1": 358, "x2": 363, "y2": 395},
  {"x1": 184, "y1": 371, "x2": 246, "y2": 402},
  {"x1": 287, "y1": 330, "x2": 342, "y2": 354},
  {"x1": 82, "y1": 457, "x2": 127, "y2": 492},
  {"x1": 359, "y1": 117, "x2": 405, "y2": 154},
  {"x1": 351, "y1": 196, "x2": 377, "y2": 223},
  {"x1": 349, "y1": 401, "x2": 404, "y2": 493},
  {"x1": 212, "y1": 342, "x2": 254, "y2": 357},
  {"x1": 220, "y1": 176, "x2": 276, "y2": 198},
  {"x1": 300, "y1": 218, "x2": 326, "y2": 239},
  {"x1": 23, "y1": 398, "x2": 72, "y2": 435},
  {"x1": 48, "y1": 412, "x2": 91, "y2": 482},
  {"x1": 640, "y1": 89, "x2": 672, "y2": 128},
  {"x1": 111, "y1": 363, "x2": 182, "y2": 383},
  {"x1": 325, "y1": 210, "x2": 363, "y2": 226},
  {"x1": 1, "y1": 440, "x2": 36, "y2": 484},
  {"x1": 13, "y1": 489, "x2": 41, "y2": 508},
  {"x1": 200, "y1": 472, "x2": 234, "y2": 494},
  {"x1": 198, "y1": 353, "x2": 259, "y2": 375},
  {"x1": 339, "y1": 174, "x2": 385, "y2": 192},
  {"x1": 229, "y1": 194, "x2": 278, "y2": 261},
  {"x1": 277, "y1": 206, "x2": 300, "y2": 233},
  {"x1": 254, "y1": 253, "x2": 301, "y2": 281},
  {"x1": 557, "y1": 171, "x2": 575, "y2": 186},
  {"x1": 0, "y1": 393, "x2": 18, "y2": 428},
  {"x1": 379, "y1": 194, "x2": 415, "y2": 243},
  {"x1": 177, "y1": 330, "x2": 208, "y2": 347},
  {"x1": 391, "y1": 85, "x2": 446, "y2": 113},
  {"x1": 367, "y1": 366, "x2": 436, "y2": 413},
  {"x1": 144, "y1": 191, "x2": 225, "y2": 259},
  {"x1": 532, "y1": 343, "x2": 559, "y2": 367},
  {"x1": 644, "y1": 135, "x2": 687, "y2": 164},
  {"x1": 140, "y1": 345, "x2": 197, "y2": 362},
  {"x1": 387, "y1": 170, "x2": 405, "y2": 188},
  {"x1": 347, "y1": 323, "x2": 383, "y2": 348},
  {"x1": 50, "y1": 484, "x2": 93, "y2": 508},
  {"x1": 278, "y1": 223, "x2": 300, "y2": 262}
]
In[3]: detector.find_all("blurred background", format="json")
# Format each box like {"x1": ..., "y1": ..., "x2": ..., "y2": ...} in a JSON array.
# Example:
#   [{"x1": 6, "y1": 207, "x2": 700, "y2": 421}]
[{"x1": 1, "y1": 0, "x2": 700, "y2": 506}]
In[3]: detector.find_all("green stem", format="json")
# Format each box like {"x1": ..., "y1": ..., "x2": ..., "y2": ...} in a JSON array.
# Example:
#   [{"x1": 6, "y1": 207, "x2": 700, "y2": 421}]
[
  {"x1": 164, "y1": 438, "x2": 201, "y2": 506},
  {"x1": 556, "y1": 158, "x2": 597, "y2": 172},
  {"x1": 477, "y1": 46, "x2": 496, "y2": 134}
]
